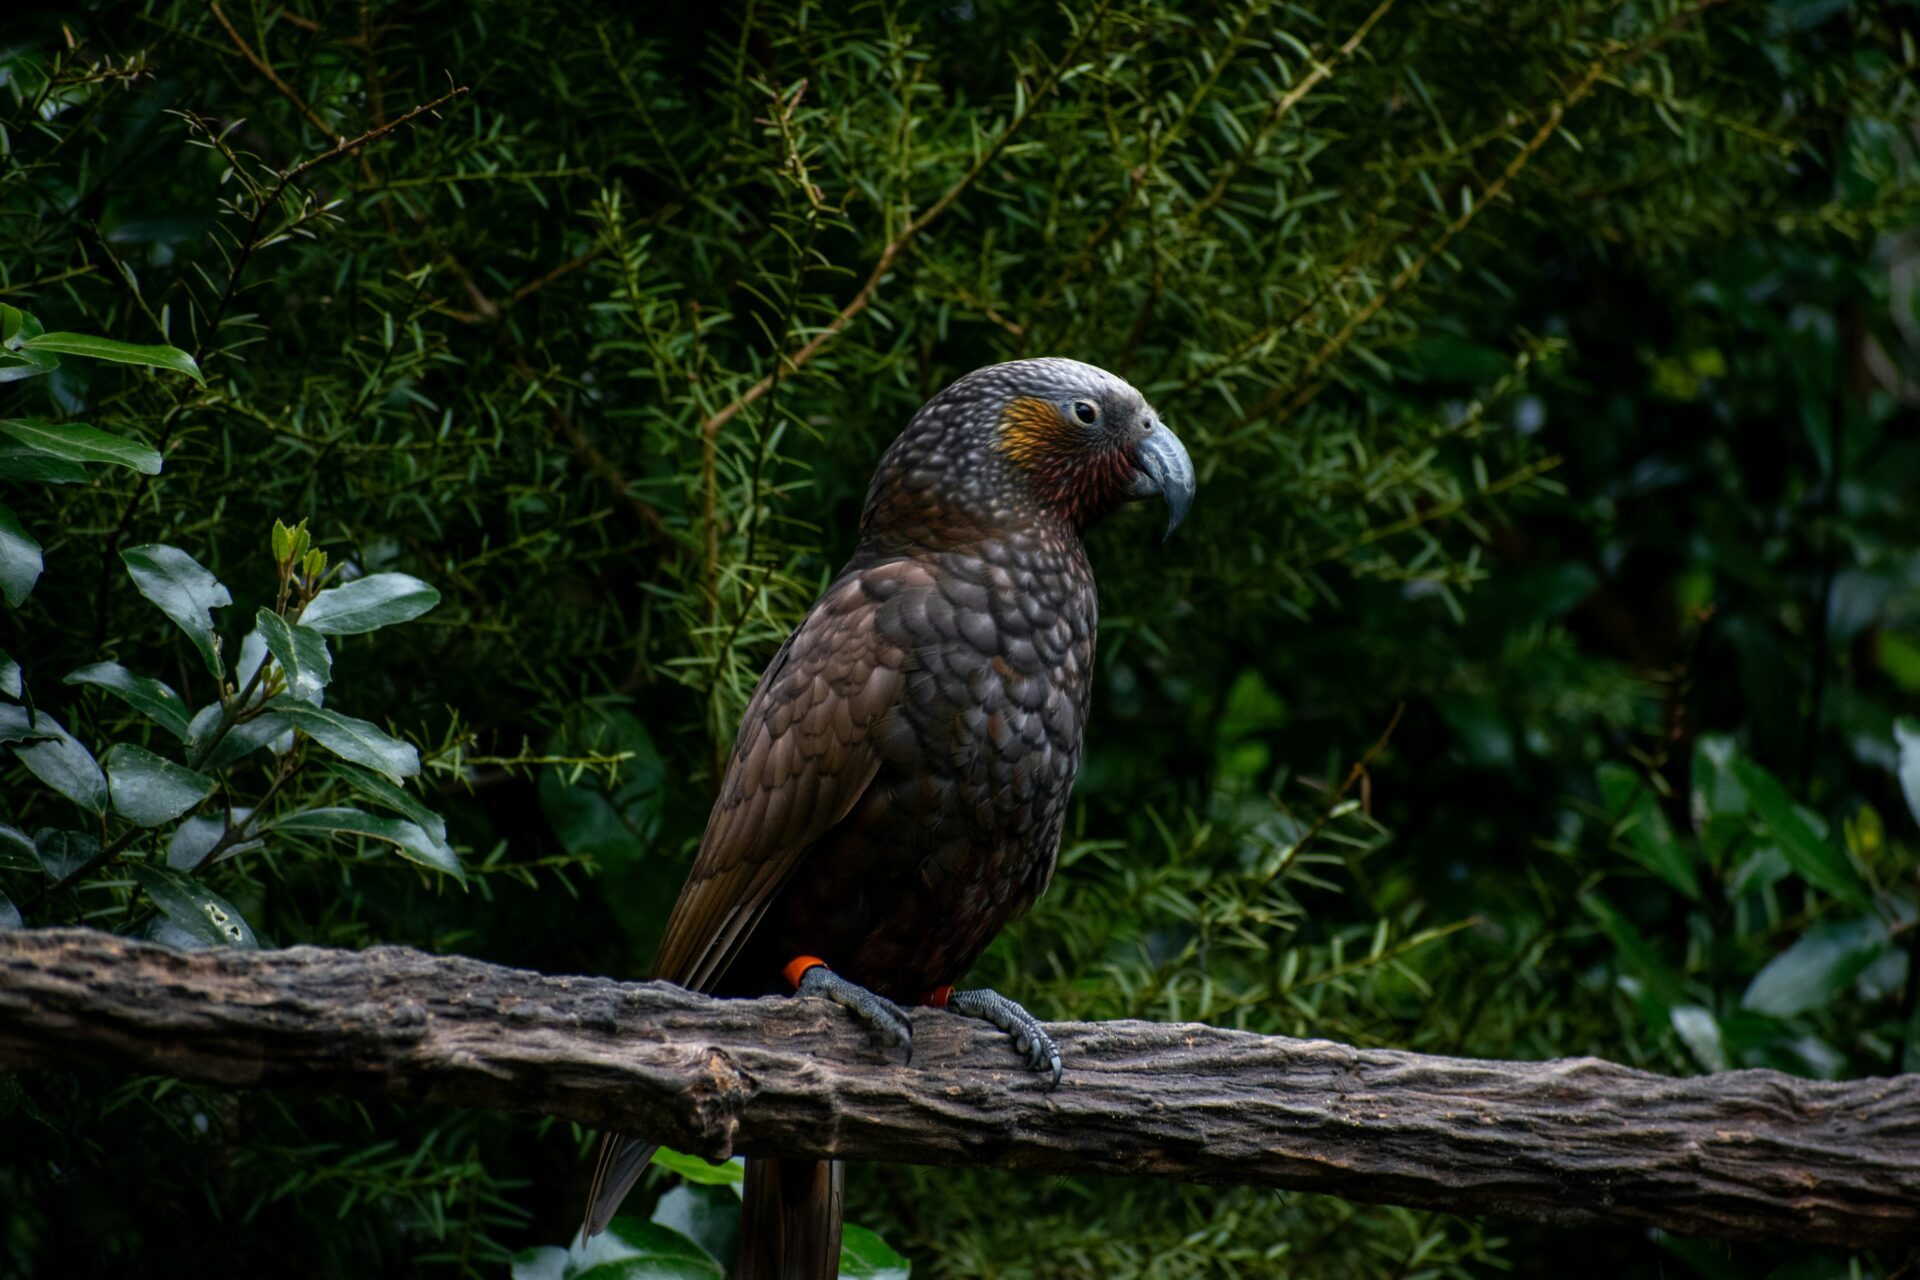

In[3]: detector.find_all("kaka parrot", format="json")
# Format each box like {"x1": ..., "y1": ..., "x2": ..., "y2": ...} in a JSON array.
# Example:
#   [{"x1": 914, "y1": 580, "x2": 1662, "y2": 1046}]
[{"x1": 582, "y1": 358, "x2": 1194, "y2": 1278}]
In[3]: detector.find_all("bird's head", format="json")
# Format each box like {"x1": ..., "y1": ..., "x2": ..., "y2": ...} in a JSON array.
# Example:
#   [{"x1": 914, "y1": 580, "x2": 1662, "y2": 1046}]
[{"x1": 862, "y1": 358, "x2": 1195, "y2": 547}]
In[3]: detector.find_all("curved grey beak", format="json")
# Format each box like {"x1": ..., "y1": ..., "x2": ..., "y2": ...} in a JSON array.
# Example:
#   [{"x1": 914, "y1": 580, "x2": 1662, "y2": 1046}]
[{"x1": 1126, "y1": 421, "x2": 1195, "y2": 540}]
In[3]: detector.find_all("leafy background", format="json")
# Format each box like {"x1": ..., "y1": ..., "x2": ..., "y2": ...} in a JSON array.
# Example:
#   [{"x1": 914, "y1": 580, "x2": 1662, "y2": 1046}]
[{"x1": 3, "y1": 0, "x2": 1919, "y2": 1276}]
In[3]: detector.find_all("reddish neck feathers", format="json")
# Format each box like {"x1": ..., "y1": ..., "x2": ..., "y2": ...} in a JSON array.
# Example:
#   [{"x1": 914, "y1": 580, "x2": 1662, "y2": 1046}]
[{"x1": 997, "y1": 397, "x2": 1134, "y2": 530}]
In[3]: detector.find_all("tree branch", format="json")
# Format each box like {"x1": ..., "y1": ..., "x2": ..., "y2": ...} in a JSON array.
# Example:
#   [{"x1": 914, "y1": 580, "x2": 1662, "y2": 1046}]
[{"x1": 1, "y1": 929, "x2": 1914, "y2": 1247}]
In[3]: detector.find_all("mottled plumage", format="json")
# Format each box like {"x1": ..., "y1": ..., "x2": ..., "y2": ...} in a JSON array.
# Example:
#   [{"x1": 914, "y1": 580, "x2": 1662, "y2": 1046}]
[{"x1": 584, "y1": 358, "x2": 1194, "y2": 1278}]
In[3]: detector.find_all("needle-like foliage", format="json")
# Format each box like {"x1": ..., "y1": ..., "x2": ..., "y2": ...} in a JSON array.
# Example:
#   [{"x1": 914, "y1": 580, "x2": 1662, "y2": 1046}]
[{"x1": 2, "y1": 2, "x2": 1918, "y2": 1276}]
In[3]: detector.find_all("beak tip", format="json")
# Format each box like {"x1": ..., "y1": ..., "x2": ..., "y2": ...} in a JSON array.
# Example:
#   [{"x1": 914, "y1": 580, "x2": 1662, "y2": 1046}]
[{"x1": 1131, "y1": 421, "x2": 1195, "y2": 544}]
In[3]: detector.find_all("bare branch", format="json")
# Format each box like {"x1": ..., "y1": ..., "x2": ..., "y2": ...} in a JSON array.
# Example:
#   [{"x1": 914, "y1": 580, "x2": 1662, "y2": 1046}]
[{"x1": 2, "y1": 929, "x2": 1914, "y2": 1248}]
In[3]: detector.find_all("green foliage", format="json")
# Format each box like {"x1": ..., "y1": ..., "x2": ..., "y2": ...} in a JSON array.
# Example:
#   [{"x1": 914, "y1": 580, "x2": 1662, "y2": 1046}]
[
  {"x1": 2, "y1": 1, "x2": 1918, "y2": 1278},
  {"x1": 510, "y1": 1152, "x2": 911, "y2": 1280}
]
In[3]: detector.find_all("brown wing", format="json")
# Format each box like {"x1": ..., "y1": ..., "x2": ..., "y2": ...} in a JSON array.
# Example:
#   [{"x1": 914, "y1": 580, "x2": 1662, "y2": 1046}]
[{"x1": 650, "y1": 564, "x2": 915, "y2": 992}]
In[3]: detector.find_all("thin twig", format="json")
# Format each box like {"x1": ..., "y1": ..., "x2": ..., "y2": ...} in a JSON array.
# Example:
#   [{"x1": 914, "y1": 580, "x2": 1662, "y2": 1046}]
[
  {"x1": 208, "y1": 1, "x2": 333, "y2": 136},
  {"x1": 697, "y1": 1, "x2": 1114, "y2": 440},
  {"x1": 1238, "y1": 0, "x2": 1729, "y2": 430}
]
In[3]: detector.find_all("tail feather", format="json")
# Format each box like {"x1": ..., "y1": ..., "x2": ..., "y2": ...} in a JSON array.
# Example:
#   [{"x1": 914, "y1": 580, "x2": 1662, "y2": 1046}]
[
  {"x1": 738, "y1": 1156, "x2": 844, "y2": 1280},
  {"x1": 583, "y1": 1132, "x2": 659, "y2": 1239}
]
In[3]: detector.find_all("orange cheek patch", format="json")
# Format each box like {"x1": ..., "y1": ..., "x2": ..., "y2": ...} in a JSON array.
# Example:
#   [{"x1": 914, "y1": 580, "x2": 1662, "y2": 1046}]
[{"x1": 997, "y1": 396, "x2": 1068, "y2": 468}]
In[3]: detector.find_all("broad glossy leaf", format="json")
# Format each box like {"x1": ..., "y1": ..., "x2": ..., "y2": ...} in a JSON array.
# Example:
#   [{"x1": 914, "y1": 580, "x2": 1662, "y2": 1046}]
[
  {"x1": 319, "y1": 759, "x2": 447, "y2": 844},
  {"x1": 0, "y1": 446, "x2": 88, "y2": 483},
  {"x1": 166, "y1": 811, "x2": 260, "y2": 873},
  {"x1": 64, "y1": 662, "x2": 192, "y2": 739},
  {"x1": 1895, "y1": 718, "x2": 1920, "y2": 832},
  {"x1": 274, "y1": 702, "x2": 419, "y2": 781},
  {"x1": 105, "y1": 743, "x2": 214, "y2": 827},
  {"x1": 16, "y1": 332, "x2": 204, "y2": 384},
  {"x1": 268, "y1": 807, "x2": 462, "y2": 881},
  {"x1": 574, "y1": 1219, "x2": 723, "y2": 1280},
  {"x1": 0, "y1": 703, "x2": 60, "y2": 745},
  {"x1": 122, "y1": 544, "x2": 230, "y2": 679},
  {"x1": 1669, "y1": 1005, "x2": 1727, "y2": 1073},
  {"x1": 0, "y1": 498, "x2": 43, "y2": 607},
  {"x1": 255, "y1": 608, "x2": 331, "y2": 703},
  {"x1": 1730, "y1": 758, "x2": 1869, "y2": 905},
  {"x1": 649, "y1": 1149, "x2": 744, "y2": 1188},
  {"x1": 0, "y1": 891, "x2": 19, "y2": 929},
  {"x1": 0, "y1": 418, "x2": 160, "y2": 474},
  {"x1": 1596, "y1": 763, "x2": 1701, "y2": 901},
  {"x1": 509, "y1": 1247, "x2": 570, "y2": 1280},
  {"x1": 0, "y1": 303, "x2": 20, "y2": 342},
  {"x1": 0, "y1": 348, "x2": 58, "y2": 383},
  {"x1": 128, "y1": 864, "x2": 256, "y2": 948},
  {"x1": 186, "y1": 701, "x2": 293, "y2": 770},
  {"x1": 299, "y1": 572, "x2": 441, "y2": 635},
  {"x1": 8, "y1": 711, "x2": 107, "y2": 814},
  {"x1": 651, "y1": 1184, "x2": 738, "y2": 1274},
  {"x1": 1742, "y1": 918, "x2": 1891, "y2": 1017},
  {"x1": 0, "y1": 823, "x2": 36, "y2": 871},
  {"x1": 33, "y1": 829, "x2": 98, "y2": 881},
  {"x1": 0, "y1": 648, "x2": 19, "y2": 699},
  {"x1": 839, "y1": 1225, "x2": 911, "y2": 1280}
]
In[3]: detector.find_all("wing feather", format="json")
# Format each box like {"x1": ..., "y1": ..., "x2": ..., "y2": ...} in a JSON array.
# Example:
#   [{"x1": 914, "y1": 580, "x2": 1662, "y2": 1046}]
[{"x1": 650, "y1": 566, "x2": 916, "y2": 990}]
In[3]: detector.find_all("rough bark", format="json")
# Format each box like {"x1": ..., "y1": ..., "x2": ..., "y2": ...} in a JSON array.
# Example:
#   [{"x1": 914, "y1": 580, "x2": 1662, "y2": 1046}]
[{"x1": 1, "y1": 928, "x2": 1915, "y2": 1246}]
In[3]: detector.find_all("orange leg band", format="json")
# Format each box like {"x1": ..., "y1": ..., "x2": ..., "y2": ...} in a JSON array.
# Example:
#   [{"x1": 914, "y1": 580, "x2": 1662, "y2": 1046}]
[
  {"x1": 783, "y1": 954, "x2": 829, "y2": 990},
  {"x1": 921, "y1": 985, "x2": 954, "y2": 1009}
]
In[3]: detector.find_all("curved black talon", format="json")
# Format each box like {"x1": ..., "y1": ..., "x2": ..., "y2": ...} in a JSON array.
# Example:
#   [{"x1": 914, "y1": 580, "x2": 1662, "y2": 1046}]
[
  {"x1": 946, "y1": 987, "x2": 1063, "y2": 1090},
  {"x1": 796, "y1": 964, "x2": 915, "y2": 1063}
]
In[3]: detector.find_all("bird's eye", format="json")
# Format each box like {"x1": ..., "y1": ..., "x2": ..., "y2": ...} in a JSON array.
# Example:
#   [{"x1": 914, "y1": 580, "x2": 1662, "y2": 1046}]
[{"x1": 1071, "y1": 400, "x2": 1099, "y2": 426}]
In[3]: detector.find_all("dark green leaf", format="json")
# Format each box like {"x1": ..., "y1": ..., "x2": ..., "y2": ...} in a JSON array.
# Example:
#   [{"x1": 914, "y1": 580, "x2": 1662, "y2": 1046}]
[
  {"x1": 274, "y1": 702, "x2": 419, "y2": 781},
  {"x1": 1730, "y1": 758, "x2": 1869, "y2": 905},
  {"x1": 0, "y1": 303, "x2": 20, "y2": 342},
  {"x1": 318, "y1": 759, "x2": 447, "y2": 845},
  {"x1": 166, "y1": 812, "x2": 260, "y2": 873},
  {"x1": 8, "y1": 711, "x2": 107, "y2": 814},
  {"x1": 1581, "y1": 892, "x2": 1688, "y2": 1013},
  {"x1": 1669, "y1": 1005, "x2": 1727, "y2": 1073},
  {"x1": 268, "y1": 807, "x2": 462, "y2": 881},
  {"x1": 0, "y1": 498, "x2": 43, "y2": 607},
  {"x1": 17, "y1": 332, "x2": 204, "y2": 384},
  {"x1": 0, "y1": 823, "x2": 36, "y2": 871},
  {"x1": 0, "y1": 703, "x2": 59, "y2": 746},
  {"x1": 0, "y1": 891, "x2": 19, "y2": 930},
  {"x1": 127, "y1": 864, "x2": 256, "y2": 948},
  {"x1": 255, "y1": 608, "x2": 332, "y2": 702},
  {"x1": 0, "y1": 446, "x2": 88, "y2": 483},
  {"x1": 0, "y1": 348, "x2": 58, "y2": 383},
  {"x1": 1742, "y1": 918, "x2": 1891, "y2": 1018},
  {"x1": 32, "y1": 829, "x2": 98, "y2": 881},
  {"x1": 185, "y1": 701, "x2": 293, "y2": 770},
  {"x1": 299, "y1": 572, "x2": 441, "y2": 634},
  {"x1": 64, "y1": 662, "x2": 192, "y2": 739},
  {"x1": 122, "y1": 544, "x2": 231, "y2": 679},
  {"x1": 509, "y1": 1247, "x2": 570, "y2": 1280},
  {"x1": 0, "y1": 418, "x2": 161, "y2": 474},
  {"x1": 1596, "y1": 763, "x2": 1701, "y2": 901},
  {"x1": 651, "y1": 1184, "x2": 738, "y2": 1275},
  {"x1": 104, "y1": 743, "x2": 214, "y2": 827},
  {"x1": 574, "y1": 1220, "x2": 723, "y2": 1280},
  {"x1": 649, "y1": 1149, "x2": 744, "y2": 1188},
  {"x1": 0, "y1": 647, "x2": 19, "y2": 699},
  {"x1": 839, "y1": 1225, "x2": 911, "y2": 1280},
  {"x1": 1895, "y1": 718, "x2": 1920, "y2": 832}
]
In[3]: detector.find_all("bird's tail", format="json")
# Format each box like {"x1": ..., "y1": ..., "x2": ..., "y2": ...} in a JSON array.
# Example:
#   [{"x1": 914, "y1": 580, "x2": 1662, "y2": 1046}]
[
  {"x1": 586, "y1": 1140, "x2": 843, "y2": 1280},
  {"x1": 583, "y1": 1131, "x2": 659, "y2": 1239},
  {"x1": 738, "y1": 1155, "x2": 844, "y2": 1280}
]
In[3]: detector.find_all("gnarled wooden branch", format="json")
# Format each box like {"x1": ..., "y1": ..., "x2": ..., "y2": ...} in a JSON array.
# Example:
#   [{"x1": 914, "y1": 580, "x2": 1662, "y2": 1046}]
[{"x1": 1, "y1": 928, "x2": 1914, "y2": 1247}]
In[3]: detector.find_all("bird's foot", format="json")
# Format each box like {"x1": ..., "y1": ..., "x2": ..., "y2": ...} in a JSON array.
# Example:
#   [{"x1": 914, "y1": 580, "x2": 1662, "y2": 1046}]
[
  {"x1": 933, "y1": 986, "x2": 1063, "y2": 1090},
  {"x1": 786, "y1": 956, "x2": 914, "y2": 1064}
]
